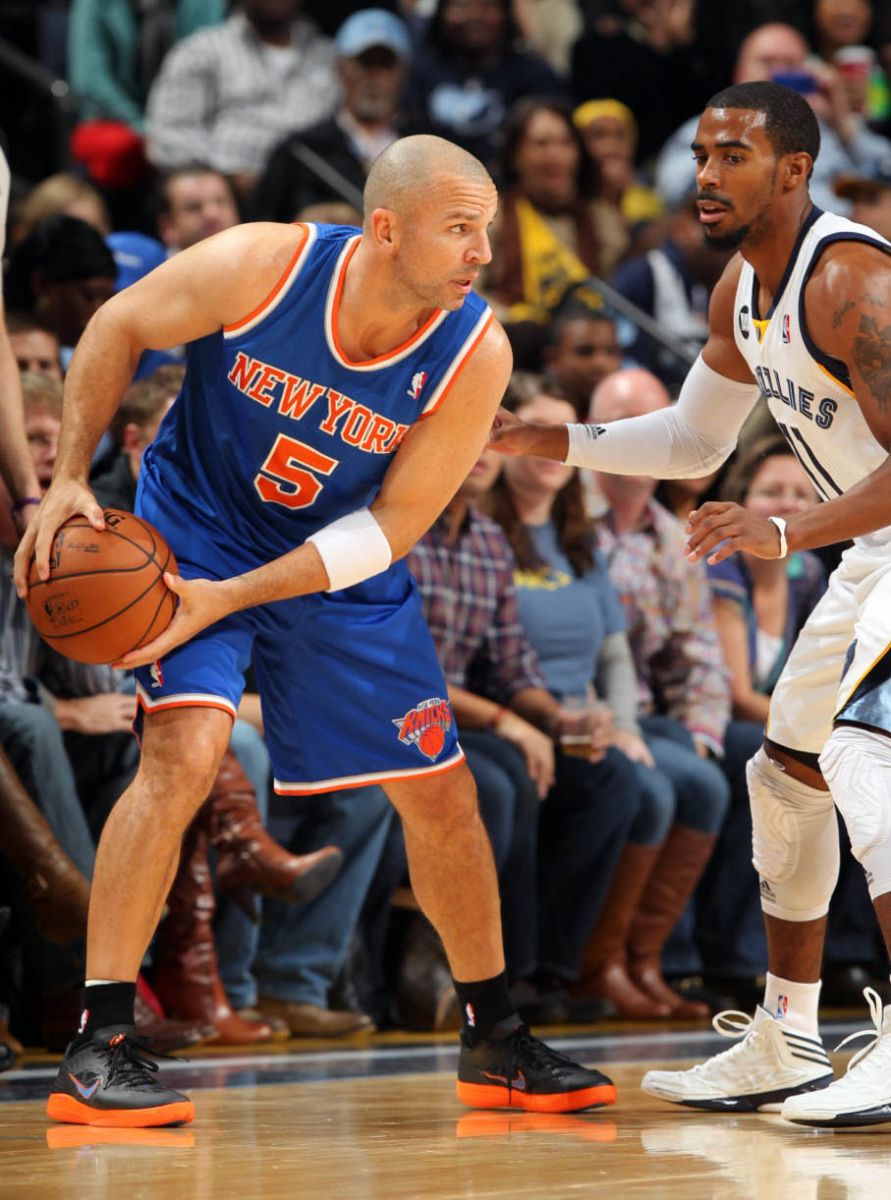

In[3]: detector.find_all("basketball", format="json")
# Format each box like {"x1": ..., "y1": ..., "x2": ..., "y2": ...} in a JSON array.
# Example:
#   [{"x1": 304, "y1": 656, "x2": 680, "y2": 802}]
[{"x1": 25, "y1": 509, "x2": 178, "y2": 665}]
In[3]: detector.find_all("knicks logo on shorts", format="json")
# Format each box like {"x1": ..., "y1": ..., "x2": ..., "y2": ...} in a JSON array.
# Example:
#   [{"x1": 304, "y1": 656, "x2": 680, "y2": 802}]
[{"x1": 393, "y1": 697, "x2": 452, "y2": 761}]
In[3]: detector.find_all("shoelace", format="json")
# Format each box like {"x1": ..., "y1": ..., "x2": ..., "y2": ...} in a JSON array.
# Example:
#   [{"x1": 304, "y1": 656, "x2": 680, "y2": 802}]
[
  {"x1": 681, "y1": 1010, "x2": 762, "y2": 1075},
  {"x1": 102, "y1": 1033, "x2": 177, "y2": 1091},
  {"x1": 502, "y1": 1025, "x2": 578, "y2": 1077},
  {"x1": 834, "y1": 987, "x2": 887, "y2": 1073}
]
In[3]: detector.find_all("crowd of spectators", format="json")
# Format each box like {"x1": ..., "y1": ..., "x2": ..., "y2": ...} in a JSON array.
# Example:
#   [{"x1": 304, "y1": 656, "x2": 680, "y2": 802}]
[{"x1": 2, "y1": 0, "x2": 891, "y2": 1060}]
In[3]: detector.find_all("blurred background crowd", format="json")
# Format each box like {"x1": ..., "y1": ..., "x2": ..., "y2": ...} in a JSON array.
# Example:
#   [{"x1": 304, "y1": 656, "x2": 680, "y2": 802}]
[{"x1": 2, "y1": 0, "x2": 891, "y2": 1062}]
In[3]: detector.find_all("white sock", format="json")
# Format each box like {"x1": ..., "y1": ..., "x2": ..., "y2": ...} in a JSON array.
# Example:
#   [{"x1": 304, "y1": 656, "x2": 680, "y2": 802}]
[{"x1": 763, "y1": 971, "x2": 821, "y2": 1036}]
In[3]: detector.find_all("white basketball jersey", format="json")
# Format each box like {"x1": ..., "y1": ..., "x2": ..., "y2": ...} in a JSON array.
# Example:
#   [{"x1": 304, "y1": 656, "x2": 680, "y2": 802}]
[{"x1": 733, "y1": 208, "x2": 891, "y2": 504}]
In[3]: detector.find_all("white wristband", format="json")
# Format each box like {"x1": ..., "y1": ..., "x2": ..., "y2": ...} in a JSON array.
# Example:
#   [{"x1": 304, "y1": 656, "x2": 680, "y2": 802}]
[
  {"x1": 306, "y1": 507, "x2": 392, "y2": 592},
  {"x1": 768, "y1": 515, "x2": 788, "y2": 559}
]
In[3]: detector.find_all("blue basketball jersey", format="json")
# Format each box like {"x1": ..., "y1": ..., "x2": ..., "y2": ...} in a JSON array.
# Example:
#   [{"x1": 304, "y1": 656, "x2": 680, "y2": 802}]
[{"x1": 141, "y1": 223, "x2": 493, "y2": 566}]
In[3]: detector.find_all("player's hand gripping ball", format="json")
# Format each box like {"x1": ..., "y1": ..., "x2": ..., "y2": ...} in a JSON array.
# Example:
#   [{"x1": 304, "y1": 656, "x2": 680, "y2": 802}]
[{"x1": 25, "y1": 509, "x2": 178, "y2": 664}]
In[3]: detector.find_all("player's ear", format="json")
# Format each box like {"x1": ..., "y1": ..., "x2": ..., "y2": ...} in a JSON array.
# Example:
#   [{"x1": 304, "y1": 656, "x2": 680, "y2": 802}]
[
  {"x1": 369, "y1": 207, "x2": 398, "y2": 249},
  {"x1": 783, "y1": 151, "x2": 812, "y2": 191}
]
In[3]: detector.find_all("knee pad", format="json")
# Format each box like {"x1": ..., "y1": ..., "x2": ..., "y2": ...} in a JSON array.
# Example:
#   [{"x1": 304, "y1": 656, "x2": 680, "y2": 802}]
[
  {"x1": 821, "y1": 726, "x2": 891, "y2": 900},
  {"x1": 747, "y1": 747, "x2": 839, "y2": 921}
]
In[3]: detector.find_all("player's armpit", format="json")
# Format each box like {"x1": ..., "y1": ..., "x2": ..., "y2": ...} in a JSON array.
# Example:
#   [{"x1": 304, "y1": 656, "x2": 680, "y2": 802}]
[
  {"x1": 699, "y1": 254, "x2": 754, "y2": 383},
  {"x1": 370, "y1": 321, "x2": 513, "y2": 559}
]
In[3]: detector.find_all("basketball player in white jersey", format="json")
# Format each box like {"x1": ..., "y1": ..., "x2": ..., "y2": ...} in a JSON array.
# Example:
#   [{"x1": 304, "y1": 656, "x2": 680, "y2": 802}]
[{"x1": 491, "y1": 80, "x2": 891, "y2": 1129}]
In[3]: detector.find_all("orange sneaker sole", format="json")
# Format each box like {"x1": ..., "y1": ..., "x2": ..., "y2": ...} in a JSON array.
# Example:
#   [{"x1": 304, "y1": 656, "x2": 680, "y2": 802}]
[
  {"x1": 456, "y1": 1080, "x2": 617, "y2": 1113},
  {"x1": 46, "y1": 1092, "x2": 195, "y2": 1128}
]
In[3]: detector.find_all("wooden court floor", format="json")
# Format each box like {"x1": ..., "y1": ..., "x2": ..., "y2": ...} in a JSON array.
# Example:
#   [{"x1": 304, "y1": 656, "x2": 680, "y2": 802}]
[{"x1": 1, "y1": 1023, "x2": 889, "y2": 1199}]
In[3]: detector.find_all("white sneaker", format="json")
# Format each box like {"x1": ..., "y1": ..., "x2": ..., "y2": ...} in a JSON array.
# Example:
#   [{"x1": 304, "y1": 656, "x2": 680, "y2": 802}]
[
  {"x1": 641, "y1": 1007, "x2": 833, "y2": 1111},
  {"x1": 783, "y1": 987, "x2": 891, "y2": 1127}
]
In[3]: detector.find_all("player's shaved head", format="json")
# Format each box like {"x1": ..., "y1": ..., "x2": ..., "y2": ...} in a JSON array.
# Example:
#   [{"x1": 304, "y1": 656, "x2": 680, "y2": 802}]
[{"x1": 363, "y1": 135, "x2": 491, "y2": 221}]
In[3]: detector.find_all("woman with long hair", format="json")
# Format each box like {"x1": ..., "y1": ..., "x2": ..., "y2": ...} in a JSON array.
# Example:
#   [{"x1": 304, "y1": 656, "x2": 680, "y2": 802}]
[
  {"x1": 480, "y1": 97, "x2": 628, "y2": 325},
  {"x1": 487, "y1": 377, "x2": 729, "y2": 1018}
]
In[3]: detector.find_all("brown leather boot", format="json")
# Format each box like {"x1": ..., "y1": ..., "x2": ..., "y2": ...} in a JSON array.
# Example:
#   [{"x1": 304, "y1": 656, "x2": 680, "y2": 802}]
[
  {"x1": 0, "y1": 747, "x2": 90, "y2": 944},
  {"x1": 150, "y1": 822, "x2": 276, "y2": 1045},
  {"x1": 627, "y1": 825, "x2": 718, "y2": 1019},
  {"x1": 200, "y1": 750, "x2": 342, "y2": 911},
  {"x1": 569, "y1": 842, "x2": 670, "y2": 1020}
]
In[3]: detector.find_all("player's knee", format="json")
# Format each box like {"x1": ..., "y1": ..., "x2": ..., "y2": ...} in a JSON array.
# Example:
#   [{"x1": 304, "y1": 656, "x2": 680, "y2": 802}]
[
  {"x1": 821, "y1": 725, "x2": 891, "y2": 895},
  {"x1": 748, "y1": 746, "x2": 838, "y2": 921},
  {"x1": 390, "y1": 763, "x2": 480, "y2": 834},
  {"x1": 139, "y1": 712, "x2": 230, "y2": 807}
]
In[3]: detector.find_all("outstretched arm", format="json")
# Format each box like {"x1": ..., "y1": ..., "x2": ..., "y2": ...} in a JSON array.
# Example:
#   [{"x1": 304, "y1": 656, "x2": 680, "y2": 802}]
[
  {"x1": 687, "y1": 242, "x2": 891, "y2": 564},
  {"x1": 489, "y1": 256, "x2": 758, "y2": 473}
]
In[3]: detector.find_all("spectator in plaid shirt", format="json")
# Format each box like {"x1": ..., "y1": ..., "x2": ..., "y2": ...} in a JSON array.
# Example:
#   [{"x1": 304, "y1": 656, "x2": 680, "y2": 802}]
[
  {"x1": 589, "y1": 368, "x2": 766, "y2": 1001},
  {"x1": 409, "y1": 445, "x2": 640, "y2": 1018}
]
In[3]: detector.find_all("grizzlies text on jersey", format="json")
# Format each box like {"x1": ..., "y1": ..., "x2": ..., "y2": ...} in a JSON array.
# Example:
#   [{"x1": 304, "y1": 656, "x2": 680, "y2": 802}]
[{"x1": 731, "y1": 207, "x2": 891, "y2": 751}]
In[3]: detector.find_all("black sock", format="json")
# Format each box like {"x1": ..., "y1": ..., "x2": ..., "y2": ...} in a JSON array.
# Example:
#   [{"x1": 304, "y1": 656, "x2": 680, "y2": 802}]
[
  {"x1": 78, "y1": 982, "x2": 137, "y2": 1039},
  {"x1": 453, "y1": 971, "x2": 518, "y2": 1045}
]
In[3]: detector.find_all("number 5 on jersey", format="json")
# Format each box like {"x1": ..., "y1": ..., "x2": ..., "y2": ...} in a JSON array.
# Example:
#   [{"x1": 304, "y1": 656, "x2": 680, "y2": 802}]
[{"x1": 254, "y1": 434, "x2": 339, "y2": 509}]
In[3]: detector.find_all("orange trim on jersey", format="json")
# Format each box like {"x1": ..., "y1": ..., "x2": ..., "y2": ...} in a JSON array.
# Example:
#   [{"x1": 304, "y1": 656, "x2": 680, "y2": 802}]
[
  {"x1": 329, "y1": 239, "x2": 444, "y2": 367},
  {"x1": 419, "y1": 311, "x2": 494, "y2": 421},
  {"x1": 274, "y1": 749, "x2": 465, "y2": 796},
  {"x1": 136, "y1": 695, "x2": 236, "y2": 722},
  {"x1": 817, "y1": 361, "x2": 857, "y2": 399},
  {"x1": 223, "y1": 223, "x2": 310, "y2": 334}
]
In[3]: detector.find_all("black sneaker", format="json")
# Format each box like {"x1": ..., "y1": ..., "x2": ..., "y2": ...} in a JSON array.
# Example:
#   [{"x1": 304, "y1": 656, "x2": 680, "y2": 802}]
[
  {"x1": 456, "y1": 1019, "x2": 617, "y2": 1113},
  {"x1": 46, "y1": 1026, "x2": 194, "y2": 1128}
]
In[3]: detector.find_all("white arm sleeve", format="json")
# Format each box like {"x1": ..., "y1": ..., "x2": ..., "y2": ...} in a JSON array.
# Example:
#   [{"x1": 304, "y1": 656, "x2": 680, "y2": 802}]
[{"x1": 565, "y1": 355, "x2": 761, "y2": 479}]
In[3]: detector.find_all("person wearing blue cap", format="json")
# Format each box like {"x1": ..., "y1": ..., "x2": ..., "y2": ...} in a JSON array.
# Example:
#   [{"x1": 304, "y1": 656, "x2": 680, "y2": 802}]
[{"x1": 251, "y1": 8, "x2": 414, "y2": 223}]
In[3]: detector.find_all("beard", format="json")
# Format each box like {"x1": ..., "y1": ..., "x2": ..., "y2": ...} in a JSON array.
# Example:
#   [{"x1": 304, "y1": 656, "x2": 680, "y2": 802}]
[{"x1": 702, "y1": 221, "x2": 751, "y2": 251}]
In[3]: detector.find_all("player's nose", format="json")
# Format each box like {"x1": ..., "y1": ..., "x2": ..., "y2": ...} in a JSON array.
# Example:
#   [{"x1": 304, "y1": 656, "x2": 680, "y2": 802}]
[
  {"x1": 467, "y1": 230, "x2": 492, "y2": 267},
  {"x1": 696, "y1": 156, "x2": 721, "y2": 190}
]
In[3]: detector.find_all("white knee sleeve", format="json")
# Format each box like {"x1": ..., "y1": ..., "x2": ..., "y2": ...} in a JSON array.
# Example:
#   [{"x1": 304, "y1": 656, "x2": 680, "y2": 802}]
[
  {"x1": 821, "y1": 726, "x2": 891, "y2": 900},
  {"x1": 748, "y1": 747, "x2": 839, "y2": 921}
]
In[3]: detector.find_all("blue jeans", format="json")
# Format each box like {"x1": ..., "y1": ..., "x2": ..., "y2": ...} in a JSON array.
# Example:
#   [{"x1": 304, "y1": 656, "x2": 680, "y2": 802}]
[
  {"x1": 254, "y1": 786, "x2": 394, "y2": 1007},
  {"x1": 539, "y1": 746, "x2": 641, "y2": 979},
  {"x1": 215, "y1": 719, "x2": 272, "y2": 1009},
  {"x1": 0, "y1": 701, "x2": 95, "y2": 879},
  {"x1": 0, "y1": 700, "x2": 95, "y2": 997},
  {"x1": 640, "y1": 715, "x2": 731, "y2": 835}
]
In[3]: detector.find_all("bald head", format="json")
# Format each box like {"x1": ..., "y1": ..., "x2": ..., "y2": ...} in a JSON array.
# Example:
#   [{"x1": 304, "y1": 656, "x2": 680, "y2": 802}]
[
  {"x1": 590, "y1": 368, "x2": 671, "y2": 424},
  {"x1": 734, "y1": 22, "x2": 808, "y2": 83},
  {"x1": 363, "y1": 135, "x2": 491, "y2": 221}
]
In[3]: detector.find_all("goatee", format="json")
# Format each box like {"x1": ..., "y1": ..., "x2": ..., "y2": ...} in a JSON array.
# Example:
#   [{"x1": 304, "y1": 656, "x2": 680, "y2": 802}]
[{"x1": 703, "y1": 223, "x2": 750, "y2": 251}]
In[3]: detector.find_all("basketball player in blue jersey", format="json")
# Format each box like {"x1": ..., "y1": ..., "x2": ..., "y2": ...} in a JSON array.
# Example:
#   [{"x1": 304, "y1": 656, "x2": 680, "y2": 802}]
[
  {"x1": 16, "y1": 136, "x2": 615, "y2": 1127},
  {"x1": 492, "y1": 81, "x2": 891, "y2": 1130}
]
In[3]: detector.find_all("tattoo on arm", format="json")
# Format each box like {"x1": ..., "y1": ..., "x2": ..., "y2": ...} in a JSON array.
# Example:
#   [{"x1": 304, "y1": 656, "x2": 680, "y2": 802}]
[
  {"x1": 833, "y1": 299, "x2": 855, "y2": 328},
  {"x1": 853, "y1": 315, "x2": 891, "y2": 411}
]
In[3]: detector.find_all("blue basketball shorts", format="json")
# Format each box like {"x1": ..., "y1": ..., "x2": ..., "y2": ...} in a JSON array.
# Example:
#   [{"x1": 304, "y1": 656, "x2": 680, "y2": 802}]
[{"x1": 132, "y1": 490, "x2": 463, "y2": 794}]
